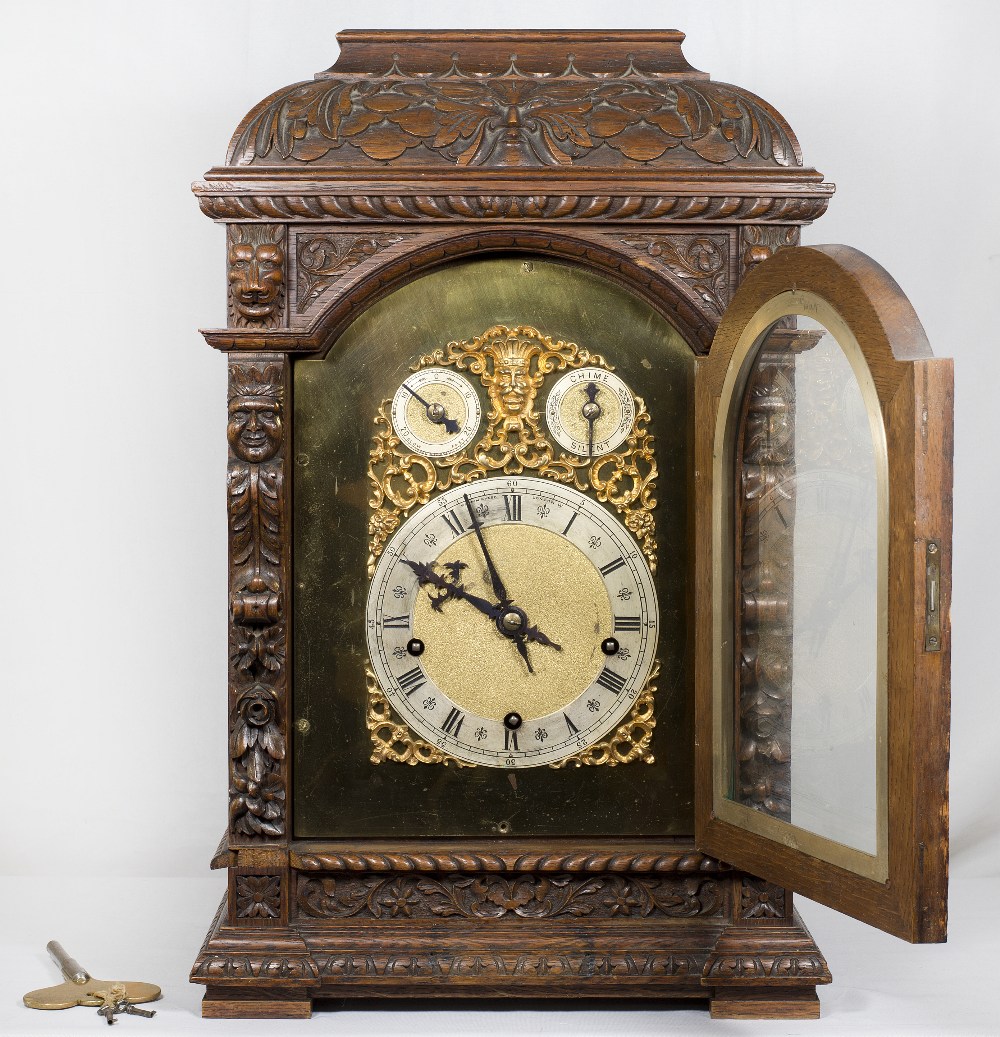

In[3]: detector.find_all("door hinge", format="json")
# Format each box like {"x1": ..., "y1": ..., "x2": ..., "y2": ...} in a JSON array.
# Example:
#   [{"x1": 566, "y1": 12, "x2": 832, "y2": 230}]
[{"x1": 924, "y1": 540, "x2": 941, "y2": 652}]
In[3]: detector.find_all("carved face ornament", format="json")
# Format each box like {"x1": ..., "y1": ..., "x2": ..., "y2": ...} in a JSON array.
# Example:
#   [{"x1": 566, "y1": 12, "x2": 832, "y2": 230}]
[
  {"x1": 228, "y1": 397, "x2": 282, "y2": 463},
  {"x1": 228, "y1": 237, "x2": 284, "y2": 322}
]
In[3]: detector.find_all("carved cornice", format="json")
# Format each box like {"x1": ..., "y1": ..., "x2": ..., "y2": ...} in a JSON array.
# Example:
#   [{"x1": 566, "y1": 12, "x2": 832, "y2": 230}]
[
  {"x1": 196, "y1": 188, "x2": 830, "y2": 225},
  {"x1": 292, "y1": 847, "x2": 729, "y2": 874},
  {"x1": 704, "y1": 914, "x2": 832, "y2": 987}
]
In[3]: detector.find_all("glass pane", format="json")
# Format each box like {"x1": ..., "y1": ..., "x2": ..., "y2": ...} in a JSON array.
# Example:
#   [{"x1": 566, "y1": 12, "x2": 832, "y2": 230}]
[{"x1": 731, "y1": 316, "x2": 883, "y2": 857}]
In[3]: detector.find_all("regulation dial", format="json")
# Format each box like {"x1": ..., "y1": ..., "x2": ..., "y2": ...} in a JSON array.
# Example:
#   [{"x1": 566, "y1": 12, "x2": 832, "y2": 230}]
[{"x1": 391, "y1": 368, "x2": 481, "y2": 458}]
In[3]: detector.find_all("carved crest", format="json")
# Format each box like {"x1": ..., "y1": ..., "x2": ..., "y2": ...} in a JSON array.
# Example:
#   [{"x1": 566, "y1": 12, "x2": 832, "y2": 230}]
[{"x1": 230, "y1": 57, "x2": 799, "y2": 170}]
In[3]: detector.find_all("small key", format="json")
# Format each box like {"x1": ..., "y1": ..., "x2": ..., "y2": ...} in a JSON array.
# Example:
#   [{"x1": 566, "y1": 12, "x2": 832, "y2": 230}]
[
  {"x1": 115, "y1": 998, "x2": 156, "y2": 1019},
  {"x1": 95, "y1": 986, "x2": 123, "y2": 1025}
]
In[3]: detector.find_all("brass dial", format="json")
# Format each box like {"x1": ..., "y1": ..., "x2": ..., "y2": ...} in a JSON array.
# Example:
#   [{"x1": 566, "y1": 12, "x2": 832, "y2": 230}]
[
  {"x1": 390, "y1": 367, "x2": 481, "y2": 458},
  {"x1": 366, "y1": 476, "x2": 658, "y2": 768},
  {"x1": 545, "y1": 367, "x2": 636, "y2": 457}
]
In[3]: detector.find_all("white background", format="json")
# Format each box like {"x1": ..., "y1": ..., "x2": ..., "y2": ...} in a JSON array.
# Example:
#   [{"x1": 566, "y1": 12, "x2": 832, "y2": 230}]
[{"x1": 1, "y1": 1, "x2": 998, "y2": 1034}]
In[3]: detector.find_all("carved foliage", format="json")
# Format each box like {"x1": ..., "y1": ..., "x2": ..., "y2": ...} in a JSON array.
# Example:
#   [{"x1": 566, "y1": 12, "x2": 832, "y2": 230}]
[
  {"x1": 314, "y1": 951, "x2": 699, "y2": 980},
  {"x1": 621, "y1": 233, "x2": 731, "y2": 317},
  {"x1": 295, "y1": 232, "x2": 405, "y2": 313},
  {"x1": 740, "y1": 225, "x2": 800, "y2": 274},
  {"x1": 739, "y1": 878, "x2": 787, "y2": 920},
  {"x1": 297, "y1": 873, "x2": 722, "y2": 920},
  {"x1": 235, "y1": 874, "x2": 282, "y2": 919},
  {"x1": 230, "y1": 57, "x2": 798, "y2": 169},
  {"x1": 228, "y1": 360, "x2": 288, "y2": 838},
  {"x1": 228, "y1": 225, "x2": 286, "y2": 328}
]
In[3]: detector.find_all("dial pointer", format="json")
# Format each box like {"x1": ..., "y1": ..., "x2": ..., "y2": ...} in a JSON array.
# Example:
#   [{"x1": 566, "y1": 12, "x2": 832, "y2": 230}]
[
  {"x1": 403, "y1": 383, "x2": 461, "y2": 434},
  {"x1": 464, "y1": 493, "x2": 510, "y2": 605}
]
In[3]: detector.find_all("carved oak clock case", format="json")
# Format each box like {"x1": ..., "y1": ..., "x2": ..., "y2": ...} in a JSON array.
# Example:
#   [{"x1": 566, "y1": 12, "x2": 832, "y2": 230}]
[{"x1": 190, "y1": 31, "x2": 952, "y2": 1021}]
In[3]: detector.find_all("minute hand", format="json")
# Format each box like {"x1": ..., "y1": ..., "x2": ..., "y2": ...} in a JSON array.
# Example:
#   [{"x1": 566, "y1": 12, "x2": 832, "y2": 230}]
[{"x1": 464, "y1": 493, "x2": 510, "y2": 604}]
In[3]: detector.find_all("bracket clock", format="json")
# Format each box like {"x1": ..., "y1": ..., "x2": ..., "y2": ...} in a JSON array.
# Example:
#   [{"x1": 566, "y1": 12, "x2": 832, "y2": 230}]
[{"x1": 190, "y1": 31, "x2": 953, "y2": 1020}]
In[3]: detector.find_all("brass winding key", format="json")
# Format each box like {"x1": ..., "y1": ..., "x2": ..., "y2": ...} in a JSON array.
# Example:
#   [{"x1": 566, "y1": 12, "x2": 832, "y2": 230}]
[{"x1": 23, "y1": 941, "x2": 160, "y2": 1020}]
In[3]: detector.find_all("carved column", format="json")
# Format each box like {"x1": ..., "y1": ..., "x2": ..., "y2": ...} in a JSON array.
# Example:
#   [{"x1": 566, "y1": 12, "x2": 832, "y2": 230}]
[{"x1": 227, "y1": 356, "x2": 290, "y2": 850}]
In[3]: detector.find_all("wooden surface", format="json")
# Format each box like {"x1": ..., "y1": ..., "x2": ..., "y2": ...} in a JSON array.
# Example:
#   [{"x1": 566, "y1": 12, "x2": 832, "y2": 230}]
[
  {"x1": 694, "y1": 245, "x2": 953, "y2": 942},
  {"x1": 192, "y1": 28, "x2": 947, "y2": 1020}
]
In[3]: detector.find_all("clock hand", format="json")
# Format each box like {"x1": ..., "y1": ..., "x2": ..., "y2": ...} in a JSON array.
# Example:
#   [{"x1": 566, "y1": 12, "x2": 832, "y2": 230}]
[
  {"x1": 511, "y1": 635, "x2": 534, "y2": 674},
  {"x1": 464, "y1": 493, "x2": 511, "y2": 606},
  {"x1": 403, "y1": 383, "x2": 461, "y2": 435},
  {"x1": 400, "y1": 558, "x2": 501, "y2": 620},
  {"x1": 582, "y1": 381, "x2": 601, "y2": 458},
  {"x1": 400, "y1": 557, "x2": 562, "y2": 667}
]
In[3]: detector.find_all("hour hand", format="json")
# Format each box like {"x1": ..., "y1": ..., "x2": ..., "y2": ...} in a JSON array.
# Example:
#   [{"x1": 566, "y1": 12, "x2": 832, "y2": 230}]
[{"x1": 400, "y1": 557, "x2": 500, "y2": 619}]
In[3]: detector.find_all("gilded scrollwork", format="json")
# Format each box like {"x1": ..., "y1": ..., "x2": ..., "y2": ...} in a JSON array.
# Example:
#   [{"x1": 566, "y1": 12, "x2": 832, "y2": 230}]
[
  {"x1": 367, "y1": 324, "x2": 658, "y2": 575},
  {"x1": 366, "y1": 325, "x2": 659, "y2": 769},
  {"x1": 366, "y1": 665, "x2": 473, "y2": 768}
]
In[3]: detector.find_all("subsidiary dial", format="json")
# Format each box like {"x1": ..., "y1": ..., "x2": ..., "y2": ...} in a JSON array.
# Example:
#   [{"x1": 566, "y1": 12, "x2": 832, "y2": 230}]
[
  {"x1": 391, "y1": 368, "x2": 481, "y2": 458},
  {"x1": 545, "y1": 367, "x2": 637, "y2": 458}
]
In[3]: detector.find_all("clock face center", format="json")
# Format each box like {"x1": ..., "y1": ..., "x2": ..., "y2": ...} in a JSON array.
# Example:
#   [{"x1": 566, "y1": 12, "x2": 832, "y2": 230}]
[
  {"x1": 426, "y1": 402, "x2": 446, "y2": 423},
  {"x1": 412, "y1": 521, "x2": 613, "y2": 723},
  {"x1": 498, "y1": 606, "x2": 526, "y2": 636},
  {"x1": 582, "y1": 401, "x2": 602, "y2": 420}
]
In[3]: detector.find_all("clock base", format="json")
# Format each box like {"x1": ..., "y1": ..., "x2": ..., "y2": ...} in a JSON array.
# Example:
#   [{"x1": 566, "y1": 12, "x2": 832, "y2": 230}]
[{"x1": 191, "y1": 845, "x2": 831, "y2": 1021}]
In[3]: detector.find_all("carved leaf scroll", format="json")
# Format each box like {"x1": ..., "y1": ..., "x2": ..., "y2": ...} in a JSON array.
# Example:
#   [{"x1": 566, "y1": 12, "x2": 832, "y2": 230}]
[
  {"x1": 297, "y1": 873, "x2": 722, "y2": 920},
  {"x1": 227, "y1": 359, "x2": 289, "y2": 839},
  {"x1": 230, "y1": 58, "x2": 799, "y2": 170},
  {"x1": 295, "y1": 232, "x2": 405, "y2": 313}
]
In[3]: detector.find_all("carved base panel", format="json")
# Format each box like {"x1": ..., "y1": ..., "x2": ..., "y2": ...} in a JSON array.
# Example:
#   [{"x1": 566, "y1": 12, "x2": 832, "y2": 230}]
[{"x1": 192, "y1": 865, "x2": 830, "y2": 1019}]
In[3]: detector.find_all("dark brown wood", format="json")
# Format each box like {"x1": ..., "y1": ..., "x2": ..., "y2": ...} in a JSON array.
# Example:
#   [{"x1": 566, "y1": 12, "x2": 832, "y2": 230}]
[
  {"x1": 694, "y1": 244, "x2": 953, "y2": 943},
  {"x1": 191, "y1": 28, "x2": 947, "y2": 1022}
]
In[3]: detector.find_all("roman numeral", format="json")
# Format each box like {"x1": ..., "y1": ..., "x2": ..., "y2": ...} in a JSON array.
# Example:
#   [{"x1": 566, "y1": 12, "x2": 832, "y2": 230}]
[
  {"x1": 505, "y1": 729, "x2": 519, "y2": 751},
  {"x1": 442, "y1": 509, "x2": 465, "y2": 537},
  {"x1": 613, "y1": 615, "x2": 641, "y2": 632},
  {"x1": 503, "y1": 494, "x2": 522, "y2": 521},
  {"x1": 441, "y1": 707, "x2": 465, "y2": 737},
  {"x1": 595, "y1": 667, "x2": 627, "y2": 695},
  {"x1": 599, "y1": 556, "x2": 626, "y2": 577},
  {"x1": 562, "y1": 511, "x2": 579, "y2": 535},
  {"x1": 564, "y1": 712, "x2": 579, "y2": 735},
  {"x1": 382, "y1": 614, "x2": 410, "y2": 629},
  {"x1": 397, "y1": 667, "x2": 426, "y2": 696}
]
